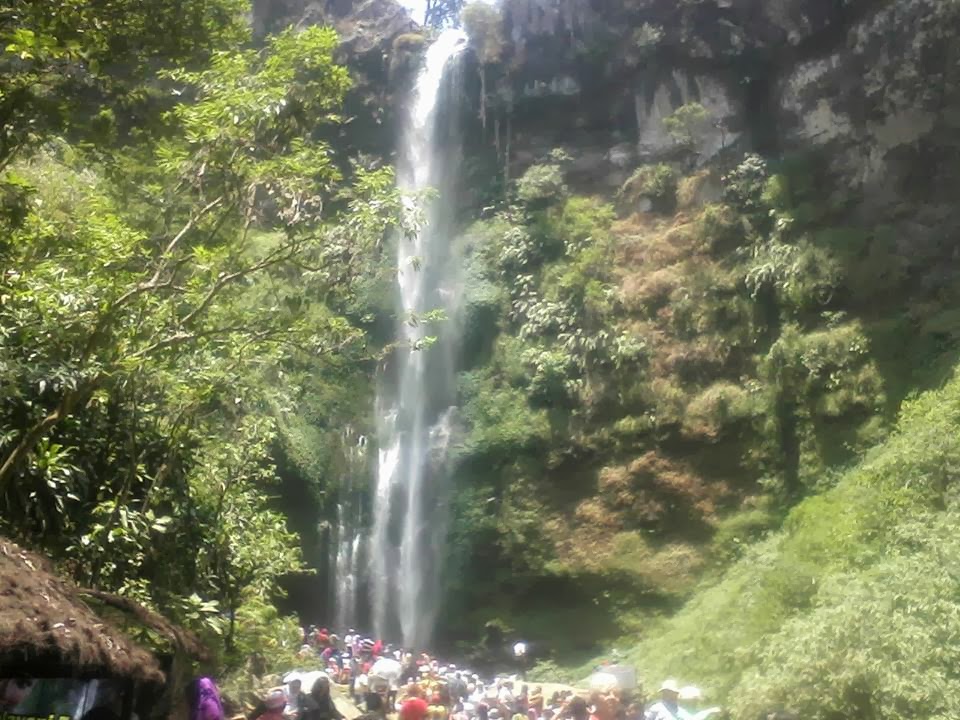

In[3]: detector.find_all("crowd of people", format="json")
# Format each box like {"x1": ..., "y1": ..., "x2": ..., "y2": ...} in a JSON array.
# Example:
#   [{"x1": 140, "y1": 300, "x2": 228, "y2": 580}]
[{"x1": 235, "y1": 626, "x2": 727, "y2": 720}]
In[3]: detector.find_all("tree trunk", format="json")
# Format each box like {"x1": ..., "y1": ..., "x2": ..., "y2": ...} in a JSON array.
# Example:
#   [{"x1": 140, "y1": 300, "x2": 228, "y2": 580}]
[{"x1": 226, "y1": 602, "x2": 237, "y2": 652}]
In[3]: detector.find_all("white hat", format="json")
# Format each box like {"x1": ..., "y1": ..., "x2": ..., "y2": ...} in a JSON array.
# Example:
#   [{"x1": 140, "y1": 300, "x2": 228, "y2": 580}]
[
  {"x1": 679, "y1": 686, "x2": 702, "y2": 701},
  {"x1": 659, "y1": 679, "x2": 680, "y2": 695}
]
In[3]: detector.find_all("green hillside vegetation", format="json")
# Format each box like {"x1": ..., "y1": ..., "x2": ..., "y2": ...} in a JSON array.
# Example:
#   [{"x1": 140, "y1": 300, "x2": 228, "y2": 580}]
[
  {"x1": 599, "y1": 371, "x2": 960, "y2": 719},
  {"x1": 441, "y1": 143, "x2": 960, "y2": 671}
]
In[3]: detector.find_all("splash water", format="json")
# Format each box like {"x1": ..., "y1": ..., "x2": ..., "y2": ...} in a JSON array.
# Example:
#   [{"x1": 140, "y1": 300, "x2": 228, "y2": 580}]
[{"x1": 369, "y1": 28, "x2": 467, "y2": 648}]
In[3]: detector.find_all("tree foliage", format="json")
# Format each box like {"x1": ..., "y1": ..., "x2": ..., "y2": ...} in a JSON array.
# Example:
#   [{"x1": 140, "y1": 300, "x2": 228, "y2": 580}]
[
  {"x1": 424, "y1": 0, "x2": 466, "y2": 28},
  {"x1": 0, "y1": 1, "x2": 411, "y2": 664},
  {"x1": 462, "y1": 2, "x2": 504, "y2": 64}
]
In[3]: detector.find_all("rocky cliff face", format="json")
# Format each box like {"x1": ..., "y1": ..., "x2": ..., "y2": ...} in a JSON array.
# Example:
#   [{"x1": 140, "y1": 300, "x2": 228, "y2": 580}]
[
  {"x1": 488, "y1": 0, "x2": 960, "y2": 235},
  {"x1": 435, "y1": 0, "x2": 960, "y2": 656},
  {"x1": 252, "y1": 0, "x2": 422, "y2": 156},
  {"x1": 266, "y1": 0, "x2": 960, "y2": 656}
]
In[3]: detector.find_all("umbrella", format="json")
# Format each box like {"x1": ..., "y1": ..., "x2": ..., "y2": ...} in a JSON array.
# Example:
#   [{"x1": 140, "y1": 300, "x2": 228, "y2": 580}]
[
  {"x1": 369, "y1": 657, "x2": 402, "y2": 689},
  {"x1": 370, "y1": 657, "x2": 402, "y2": 680},
  {"x1": 588, "y1": 673, "x2": 620, "y2": 693},
  {"x1": 284, "y1": 670, "x2": 329, "y2": 691}
]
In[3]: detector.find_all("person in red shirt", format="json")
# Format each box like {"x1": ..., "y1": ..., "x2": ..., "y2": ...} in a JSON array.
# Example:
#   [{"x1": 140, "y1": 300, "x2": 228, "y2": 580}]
[{"x1": 400, "y1": 690, "x2": 429, "y2": 720}]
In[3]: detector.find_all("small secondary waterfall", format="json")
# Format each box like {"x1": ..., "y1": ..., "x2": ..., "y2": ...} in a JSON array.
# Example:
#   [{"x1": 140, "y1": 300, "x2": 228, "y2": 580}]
[
  {"x1": 369, "y1": 28, "x2": 467, "y2": 648},
  {"x1": 331, "y1": 429, "x2": 367, "y2": 630}
]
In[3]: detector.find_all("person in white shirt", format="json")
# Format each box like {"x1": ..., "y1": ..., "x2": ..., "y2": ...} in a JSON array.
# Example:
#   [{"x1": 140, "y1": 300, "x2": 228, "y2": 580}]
[
  {"x1": 498, "y1": 680, "x2": 515, "y2": 708},
  {"x1": 644, "y1": 680, "x2": 688, "y2": 720}
]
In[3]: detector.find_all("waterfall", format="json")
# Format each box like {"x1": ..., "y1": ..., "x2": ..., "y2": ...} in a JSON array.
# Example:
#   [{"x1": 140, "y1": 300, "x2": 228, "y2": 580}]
[
  {"x1": 332, "y1": 429, "x2": 366, "y2": 630},
  {"x1": 369, "y1": 28, "x2": 467, "y2": 648}
]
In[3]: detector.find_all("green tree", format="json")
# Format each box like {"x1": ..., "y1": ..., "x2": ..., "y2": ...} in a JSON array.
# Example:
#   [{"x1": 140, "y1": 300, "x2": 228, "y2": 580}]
[
  {"x1": 663, "y1": 102, "x2": 710, "y2": 147},
  {"x1": 0, "y1": 0, "x2": 248, "y2": 165},
  {"x1": 424, "y1": 0, "x2": 465, "y2": 28},
  {"x1": 0, "y1": 19, "x2": 412, "y2": 658}
]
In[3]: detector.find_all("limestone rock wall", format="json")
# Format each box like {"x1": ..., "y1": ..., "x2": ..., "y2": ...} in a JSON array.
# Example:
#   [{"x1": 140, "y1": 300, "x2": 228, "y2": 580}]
[
  {"x1": 486, "y1": 0, "x2": 960, "y2": 222},
  {"x1": 252, "y1": 0, "x2": 419, "y2": 156},
  {"x1": 779, "y1": 0, "x2": 960, "y2": 201}
]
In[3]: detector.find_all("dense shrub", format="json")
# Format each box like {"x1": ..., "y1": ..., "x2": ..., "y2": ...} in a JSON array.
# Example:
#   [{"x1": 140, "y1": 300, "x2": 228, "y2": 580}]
[
  {"x1": 682, "y1": 381, "x2": 763, "y2": 438},
  {"x1": 663, "y1": 102, "x2": 710, "y2": 147},
  {"x1": 732, "y1": 515, "x2": 960, "y2": 720},
  {"x1": 517, "y1": 163, "x2": 567, "y2": 206},
  {"x1": 619, "y1": 370, "x2": 960, "y2": 704},
  {"x1": 618, "y1": 163, "x2": 678, "y2": 213}
]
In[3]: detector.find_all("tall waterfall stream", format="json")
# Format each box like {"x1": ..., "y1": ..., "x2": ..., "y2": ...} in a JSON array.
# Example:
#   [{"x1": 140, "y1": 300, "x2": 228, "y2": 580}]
[{"x1": 332, "y1": 29, "x2": 468, "y2": 647}]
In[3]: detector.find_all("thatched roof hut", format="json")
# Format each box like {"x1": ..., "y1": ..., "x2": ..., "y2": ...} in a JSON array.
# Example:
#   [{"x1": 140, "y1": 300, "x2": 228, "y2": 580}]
[{"x1": 0, "y1": 537, "x2": 168, "y2": 682}]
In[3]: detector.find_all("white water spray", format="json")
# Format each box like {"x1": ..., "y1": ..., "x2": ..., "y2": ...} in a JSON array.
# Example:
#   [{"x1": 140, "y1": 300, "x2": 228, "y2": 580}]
[{"x1": 369, "y1": 28, "x2": 467, "y2": 648}]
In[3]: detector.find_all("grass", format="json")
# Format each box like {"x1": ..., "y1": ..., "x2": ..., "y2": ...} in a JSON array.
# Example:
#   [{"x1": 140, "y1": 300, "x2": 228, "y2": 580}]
[{"x1": 533, "y1": 368, "x2": 960, "y2": 703}]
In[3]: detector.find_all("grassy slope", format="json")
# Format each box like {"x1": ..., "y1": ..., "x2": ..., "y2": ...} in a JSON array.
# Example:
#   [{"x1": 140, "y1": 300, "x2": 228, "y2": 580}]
[{"x1": 533, "y1": 367, "x2": 960, "y2": 717}]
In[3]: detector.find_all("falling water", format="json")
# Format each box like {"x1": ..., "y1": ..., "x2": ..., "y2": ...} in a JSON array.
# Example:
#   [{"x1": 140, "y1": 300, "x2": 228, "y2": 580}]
[
  {"x1": 332, "y1": 429, "x2": 367, "y2": 630},
  {"x1": 369, "y1": 28, "x2": 467, "y2": 648}
]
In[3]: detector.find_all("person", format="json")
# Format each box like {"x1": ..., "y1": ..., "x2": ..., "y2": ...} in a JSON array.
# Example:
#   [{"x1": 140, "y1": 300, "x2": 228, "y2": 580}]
[
  {"x1": 451, "y1": 702, "x2": 469, "y2": 720},
  {"x1": 498, "y1": 681, "x2": 514, "y2": 709},
  {"x1": 285, "y1": 679, "x2": 308, "y2": 720},
  {"x1": 188, "y1": 678, "x2": 225, "y2": 720},
  {"x1": 516, "y1": 685, "x2": 529, "y2": 714},
  {"x1": 562, "y1": 697, "x2": 589, "y2": 720},
  {"x1": 400, "y1": 687, "x2": 429, "y2": 720},
  {"x1": 250, "y1": 690, "x2": 288, "y2": 720},
  {"x1": 427, "y1": 691, "x2": 448, "y2": 720},
  {"x1": 644, "y1": 681, "x2": 686, "y2": 720},
  {"x1": 304, "y1": 677, "x2": 344, "y2": 720},
  {"x1": 527, "y1": 687, "x2": 543, "y2": 720},
  {"x1": 0, "y1": 678, "x2": 36, "y2": 710},
  {"x1": 449, "y1": 673, "x2": 468, "y2": 702}
]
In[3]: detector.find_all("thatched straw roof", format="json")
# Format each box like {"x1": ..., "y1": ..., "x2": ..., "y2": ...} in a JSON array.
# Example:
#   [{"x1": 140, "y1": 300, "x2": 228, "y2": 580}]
[{"x1": 0, "y1": 537, "x2": 165, "y2": 682}]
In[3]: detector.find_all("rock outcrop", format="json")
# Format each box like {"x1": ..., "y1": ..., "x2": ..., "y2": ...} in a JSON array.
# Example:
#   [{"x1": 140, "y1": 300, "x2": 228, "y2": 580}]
[
  {"x1": 779, "y1": 0, "x2": 960, "y2": 205},
  {"x1": 476, "y1": 0, "x2": 960, "y2": 226},
  {"x1": 252, "y1": 0, "x2": 422, "y2": 155}
]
